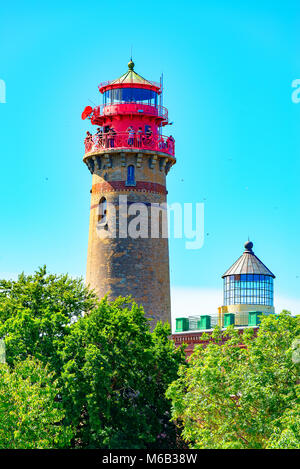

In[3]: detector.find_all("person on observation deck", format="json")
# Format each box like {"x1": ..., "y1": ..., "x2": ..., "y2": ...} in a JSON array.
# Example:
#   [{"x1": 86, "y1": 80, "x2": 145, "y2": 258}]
[
  {"x1": 167, "y1": 135, "x2": 175, "y2": 153},
  {"x1": 158, "y1": 135, "x2": 165, "y2": 150},
  {"x1": 145, "y1": 126, "x2": 152, "y2": 145},
  {"x1": 145, "y1": 126, "x2": 152, "y2": 139},
  {"x1": 96, "y1": 127, "x2": 103, "y2": 147},
  {"x1": 84, "y1": 131, "x2": 93, "y2": 152},
  {"x1": 144, "y1": 126, "x2": 152, "y2": 148},
  {"x1": 108, "y1": 126, "x2": 116, "y2": 148},
  {"x1": 127, "y1": 126, "x2": 135, "y2": 146},
  {"x1": 85, "y1": 131, "x2": 92, "y2": 141},
  {"x1": 137, "y1": 127, "x2": 143, "y2": 148}
]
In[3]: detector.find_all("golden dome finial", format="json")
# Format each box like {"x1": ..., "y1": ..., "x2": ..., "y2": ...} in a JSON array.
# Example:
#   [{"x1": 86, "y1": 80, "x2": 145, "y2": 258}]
[{"x1": 128, "y1": 59, "x2": 134, "y2": 70}]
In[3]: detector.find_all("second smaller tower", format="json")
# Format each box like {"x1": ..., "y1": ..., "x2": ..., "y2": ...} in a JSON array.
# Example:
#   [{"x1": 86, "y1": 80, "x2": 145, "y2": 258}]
[{"x1": 218, "y1": 240, "x2": 275, "y2": 327}]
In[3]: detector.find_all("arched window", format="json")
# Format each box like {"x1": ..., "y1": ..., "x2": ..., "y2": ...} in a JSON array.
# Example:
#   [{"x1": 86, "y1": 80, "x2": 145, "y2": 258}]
[
  {"x1": 98, "y1": 197, "x2": 107, "y2": 223},
  {"x1": 126, "y1": 165, "x2": 136, "y2": 186}
]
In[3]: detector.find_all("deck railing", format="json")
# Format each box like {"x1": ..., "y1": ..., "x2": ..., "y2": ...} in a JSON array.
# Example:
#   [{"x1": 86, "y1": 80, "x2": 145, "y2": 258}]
[
  {"x1": 99, "y1": 79, "x2": 161, "y2": 90},
  {"x1": 92, "y1": 103, "x2": 168, "y2": 121},
  {"x1": 84, "y1": 131, "x2": 175, "y2": 157}
]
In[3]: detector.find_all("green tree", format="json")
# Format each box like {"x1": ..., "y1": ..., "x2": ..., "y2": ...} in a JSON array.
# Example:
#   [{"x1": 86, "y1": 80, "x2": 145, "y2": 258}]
[
  {"x1": 166, "y1": 311, "x2": 300, "y2": 449},
  {"x1": 0, "y1": 266, "x2": 96, "y2": 374},
  {"x1": 266, "y1": 403, "x2": 300, "y2": 448},
  {"x1": 0, "y1": 357, "x2": 73, "y2": 448},
  {"x1": 60, "y1": 296, "x2": 185, "y2": 449}
]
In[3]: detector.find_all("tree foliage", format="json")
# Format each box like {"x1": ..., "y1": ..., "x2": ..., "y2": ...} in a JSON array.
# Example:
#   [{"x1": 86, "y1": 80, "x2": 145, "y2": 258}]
[
  {"x1": 266, "y1": 402, "x2": 300, "y2": 449},
  {"x1": 60, "y1": 296, "x2": 186, "y2": 448},
  {"x1": 0, "y1": 268, "x2": 185, "y2": 448},
  {"x1": 0, "y1": 266, "x2": 96, "y2": 374},
  {"x1": 166, "y1": 311, "x2": 300, "y2": 449},
  {"x1": 1, "y1": 266, "x2": 298, "y2": 450},
  {"x1": 0, "y1": 357, "x2": 73, "y2": 448}
]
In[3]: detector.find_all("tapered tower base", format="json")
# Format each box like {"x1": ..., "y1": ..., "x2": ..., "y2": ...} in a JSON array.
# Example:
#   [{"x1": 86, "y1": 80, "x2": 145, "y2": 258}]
[{"x1": 85, "y1": 148, "x2": 175, "y2": 326}]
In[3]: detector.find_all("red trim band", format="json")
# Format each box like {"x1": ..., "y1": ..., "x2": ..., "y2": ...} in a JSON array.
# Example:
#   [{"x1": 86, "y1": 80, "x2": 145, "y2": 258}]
[{"x1": 91, "y1": 180, "x2": 166, "y2": 195}]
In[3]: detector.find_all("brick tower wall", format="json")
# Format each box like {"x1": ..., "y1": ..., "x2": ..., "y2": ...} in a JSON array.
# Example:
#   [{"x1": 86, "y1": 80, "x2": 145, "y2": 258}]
[{"x1": 85, "y1": 149, "x2": 173, "y2": 326}]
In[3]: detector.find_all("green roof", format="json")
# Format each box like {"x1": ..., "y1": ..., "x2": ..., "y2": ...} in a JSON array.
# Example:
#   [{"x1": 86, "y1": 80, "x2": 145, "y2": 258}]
[{"x1": 109, "y1": 60, "x2": 158, "y2": 87}]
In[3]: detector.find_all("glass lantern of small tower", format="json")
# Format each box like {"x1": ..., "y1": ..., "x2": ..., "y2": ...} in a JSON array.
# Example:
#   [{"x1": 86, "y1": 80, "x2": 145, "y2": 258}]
[{"x1": 219, "y1": 241, "x2": 275, "y2": 327}]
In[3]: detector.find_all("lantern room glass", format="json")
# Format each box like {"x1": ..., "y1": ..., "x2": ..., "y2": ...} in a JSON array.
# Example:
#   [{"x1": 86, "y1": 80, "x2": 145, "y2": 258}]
[{"x1": 223, "y1": 274, "x2": 273, "y2": 306}]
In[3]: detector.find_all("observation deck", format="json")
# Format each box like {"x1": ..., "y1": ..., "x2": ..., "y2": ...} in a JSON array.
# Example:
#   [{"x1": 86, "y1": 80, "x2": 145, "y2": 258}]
[
  {"x1": 84, "y1": 130, "x2": 175, "y2": 157},
  {"x1": 82, "y1": 60, "x2": 176, "y2": 175}
]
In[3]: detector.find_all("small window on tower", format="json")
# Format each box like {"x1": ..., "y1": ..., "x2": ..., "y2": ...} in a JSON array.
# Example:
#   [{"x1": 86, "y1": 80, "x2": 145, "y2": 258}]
[
  {"x1": 98, "y1": 197, "x2": 107, "y2": 223},
  {"x1": 126, "y1": 165, "x2": 136, "y2": 186}
]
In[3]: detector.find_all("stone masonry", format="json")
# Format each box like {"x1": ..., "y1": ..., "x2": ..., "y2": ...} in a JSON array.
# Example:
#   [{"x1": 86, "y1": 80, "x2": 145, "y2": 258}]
[{"x1": 85, "y1": 148, "x2": 176, "y2": 326}]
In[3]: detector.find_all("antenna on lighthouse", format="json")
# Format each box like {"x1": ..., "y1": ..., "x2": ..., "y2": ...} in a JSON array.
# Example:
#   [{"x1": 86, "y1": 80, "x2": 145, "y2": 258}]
[{"x1": 159, "y1": 73, "x2": 163, "y2": 136}]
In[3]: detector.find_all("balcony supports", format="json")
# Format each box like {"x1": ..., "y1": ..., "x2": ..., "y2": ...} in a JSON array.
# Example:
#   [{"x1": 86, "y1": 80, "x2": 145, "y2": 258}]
[{"x1": 84, "y1": 148, "x2": 176, "y2": 177}]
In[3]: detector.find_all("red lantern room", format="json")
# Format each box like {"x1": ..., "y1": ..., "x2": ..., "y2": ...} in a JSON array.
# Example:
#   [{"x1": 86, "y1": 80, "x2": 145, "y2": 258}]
[{"x1": 82, "y1": 60, "x2": 175, "y2": 156}]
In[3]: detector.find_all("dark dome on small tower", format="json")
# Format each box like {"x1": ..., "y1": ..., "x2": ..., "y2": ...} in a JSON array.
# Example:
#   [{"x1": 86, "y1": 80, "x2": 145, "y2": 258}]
[{"x1": 244, "y1": 240, "x2": 254, "y2": 252}]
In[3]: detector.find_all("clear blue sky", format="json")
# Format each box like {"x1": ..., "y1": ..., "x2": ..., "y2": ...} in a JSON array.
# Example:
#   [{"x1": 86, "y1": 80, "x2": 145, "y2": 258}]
[{"x1": 1, "y1": 1, "x2": 300, "y2": 311}]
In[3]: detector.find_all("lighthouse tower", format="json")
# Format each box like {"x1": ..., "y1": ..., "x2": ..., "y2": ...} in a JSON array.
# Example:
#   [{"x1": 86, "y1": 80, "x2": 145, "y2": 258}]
[{"x1": 82, "y1": 60, "x2": 176, "y2": 325}]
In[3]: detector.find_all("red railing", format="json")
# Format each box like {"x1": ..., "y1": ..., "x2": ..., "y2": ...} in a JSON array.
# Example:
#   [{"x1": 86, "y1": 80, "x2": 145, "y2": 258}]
[
  {"x1": 92, "y1": 103, "x2": 168, "y2": 121},
  {"x1": 99, "y1": 79, "x2": 161, "y2": 90},
  {"x1": 84, "y1": 131, "x2": 175, "y2": 157}
]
